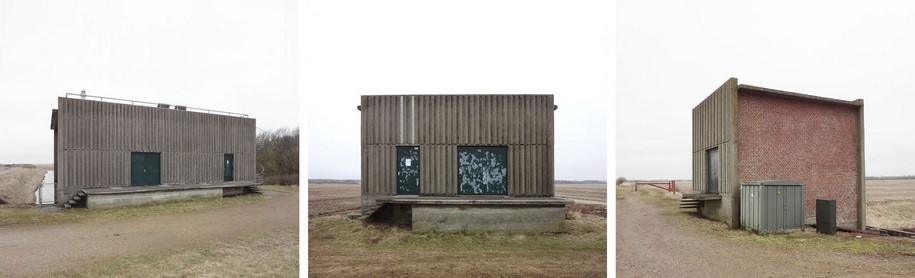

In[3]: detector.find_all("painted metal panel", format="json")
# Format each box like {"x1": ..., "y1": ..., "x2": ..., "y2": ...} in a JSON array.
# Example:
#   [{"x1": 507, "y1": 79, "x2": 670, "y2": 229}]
[
  {"x1": 396, "y1": 146, "x2": 420, "y2": 194},
  {"x1": 224, "y1": 154, "x2": 234, "y2": 182},
  {"x1": 130, "y1": 152, "x2": 161, "y2": 186},
  {"x1": 458, "y1": 146, "x2": 508, "y2": 195},
  {"x1": 740, "y1": 181, "x2": 804, "y2": 233},
  {"x1": 707, "y1": 148, "x2": 719, "y2": 193}
]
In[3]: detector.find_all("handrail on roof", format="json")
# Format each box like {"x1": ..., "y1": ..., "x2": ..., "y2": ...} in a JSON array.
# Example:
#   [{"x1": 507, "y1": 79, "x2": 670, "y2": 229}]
[{"x1": 65, "y1": 93, "x2": 249, "y2": 118}]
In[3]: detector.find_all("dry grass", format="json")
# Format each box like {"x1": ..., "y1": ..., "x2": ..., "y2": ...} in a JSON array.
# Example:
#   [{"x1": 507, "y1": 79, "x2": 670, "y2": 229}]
[
  {"x1": 308, "y1": 182, "x2": 608, "y2": 277},
  {"x1": 0, "y1": 166, "x2": 46, "y2": 205},
  {"x1": 309, "y1": 215, "x2": 606, "y2": 277},
  {"x1": 54, "y1": 228, "x2": 298, "y2": 277},
  {"x1": 867, "y1": 179, "x2": 915, "y2": 230}
]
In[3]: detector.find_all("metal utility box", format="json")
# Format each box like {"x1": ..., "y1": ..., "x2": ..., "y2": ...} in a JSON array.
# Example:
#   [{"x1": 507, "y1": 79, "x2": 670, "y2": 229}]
[
  {"x1": 740, "y1": 180, "x2": 805, "y2": 233},
  {"x1": 816, "y1": 199, "x2": 837, "y2": 235}
]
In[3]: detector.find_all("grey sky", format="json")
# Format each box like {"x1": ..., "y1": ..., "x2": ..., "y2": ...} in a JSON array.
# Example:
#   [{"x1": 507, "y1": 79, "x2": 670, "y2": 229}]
[
  {"x1": 305, "y1": 1, "x2": 610, "y2": 180},
  {"x1": 618, "y1": 1, "x2": 915, "y2": 179},
  {"x1": 0, "y1": 0, "x2": 298, "y2": 164}
]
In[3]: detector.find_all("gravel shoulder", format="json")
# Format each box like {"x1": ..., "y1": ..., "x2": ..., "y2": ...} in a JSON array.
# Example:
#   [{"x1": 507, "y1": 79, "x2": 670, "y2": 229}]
[
  {"x1": 616, "y1": 188, "x2": 915, "y2": 277},
  {"x1": 0, "y1": 189, "x2": 298, "y2": 277}
]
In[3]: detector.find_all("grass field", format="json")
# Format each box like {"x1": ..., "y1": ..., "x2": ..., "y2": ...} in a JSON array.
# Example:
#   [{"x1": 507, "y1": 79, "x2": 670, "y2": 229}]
[{"x1": 307, "y1": 183, "x2": 608, "y2": 277}]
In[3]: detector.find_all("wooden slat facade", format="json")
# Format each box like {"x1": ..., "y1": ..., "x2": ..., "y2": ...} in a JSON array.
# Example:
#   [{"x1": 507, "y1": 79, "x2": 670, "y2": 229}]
[
  {"x1": 692, "y1": 78, "x2": 739, "y2": 194},
  {"x1": 361, "y1": 95, "x2": 554, "y2": 197},
  {"x1": 54, "y1": 97, "x2": 256, "y2": 203}
]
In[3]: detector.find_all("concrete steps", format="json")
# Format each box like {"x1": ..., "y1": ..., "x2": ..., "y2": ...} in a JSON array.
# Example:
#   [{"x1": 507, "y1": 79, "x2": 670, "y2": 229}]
[
  {"x1": 245, "y1": 185, "x2": 263, "y2": 195},
  {"x1": 64, "y1": 190, "x2": 88, "y2": 209},
  {"x1": 679, "y1": 198, "x2": 699, "y2": 209}
]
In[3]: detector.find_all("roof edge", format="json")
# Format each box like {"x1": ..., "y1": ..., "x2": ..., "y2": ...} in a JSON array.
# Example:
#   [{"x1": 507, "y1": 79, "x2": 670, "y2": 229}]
[{"x1": 737, "y1": 84, "x2": 863, "y2": 107}]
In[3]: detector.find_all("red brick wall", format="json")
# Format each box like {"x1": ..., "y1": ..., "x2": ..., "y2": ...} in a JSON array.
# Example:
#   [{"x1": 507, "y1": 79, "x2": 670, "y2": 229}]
[{"x1": 736, "y1": 91, "x2": 860, "y2": 225}]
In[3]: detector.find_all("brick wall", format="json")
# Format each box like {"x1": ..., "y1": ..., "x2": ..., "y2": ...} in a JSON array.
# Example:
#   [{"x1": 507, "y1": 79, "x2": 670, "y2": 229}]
[{"x1": 736, "y1": 91, "x2": 860, "y2": 226}]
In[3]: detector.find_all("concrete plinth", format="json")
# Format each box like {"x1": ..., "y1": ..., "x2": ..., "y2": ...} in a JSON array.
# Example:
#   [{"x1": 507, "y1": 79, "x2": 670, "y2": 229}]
[
  {"x1": 86, "y1": 188, "x2": 222, "y2": 209},
  {"x1": 412, "y1": 205, "x2": 567, "y2": 233}
]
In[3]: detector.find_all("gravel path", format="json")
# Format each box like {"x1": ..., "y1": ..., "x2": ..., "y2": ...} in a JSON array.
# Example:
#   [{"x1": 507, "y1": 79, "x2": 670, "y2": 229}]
[
  {"x1": 616, "y1": 189, "x2": 915, "y2": 277},
  {"x1": 0, "y1": 190, "x2": 298, "y2": 277}
]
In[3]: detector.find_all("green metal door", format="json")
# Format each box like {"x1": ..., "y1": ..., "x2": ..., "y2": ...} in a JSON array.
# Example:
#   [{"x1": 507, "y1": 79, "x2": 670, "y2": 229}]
[
  {"x1": 130, "y1": 152, "x2": 161, "y2": 186},
  {"x1": 224, "y1": 154, "x2": 234, "y2": 182},
  {"x1": 458, "y1": 146, "x2": 508, "y2": 195},
  {"x1": 397, "y1": 146, "x2": 420, "y2": 194}
]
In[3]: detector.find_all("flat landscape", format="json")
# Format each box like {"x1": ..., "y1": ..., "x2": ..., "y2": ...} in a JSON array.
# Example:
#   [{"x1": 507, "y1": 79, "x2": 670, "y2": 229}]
[
  {"x1": 307, "y1": 182, "x2": 608, "y2": 277},
  {"x1": 865, "y1": 179, "x2": 915, "y2": 230},
  {"x1": 674, "y1": 179, "x2": 915, "y2": 230},
  {"x1": 617, "y1": 186, "x2": 915, "y2": 277}
]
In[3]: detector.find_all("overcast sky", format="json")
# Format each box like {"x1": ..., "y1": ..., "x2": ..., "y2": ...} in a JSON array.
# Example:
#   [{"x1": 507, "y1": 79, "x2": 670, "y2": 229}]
[
  {"x1": 618, "y1": 1, "x2": 915, "y2": 179},
  {"x1": 304, "y1": 1, "x2": 611, "y2": 181},
  {"x1": 0, "y1": 0, "x2": 298, "y2": 164}
]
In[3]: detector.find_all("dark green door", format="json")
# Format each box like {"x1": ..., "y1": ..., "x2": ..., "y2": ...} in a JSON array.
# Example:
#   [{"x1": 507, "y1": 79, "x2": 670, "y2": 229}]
[
  {"x1": 396, "y1": 146, "x2": 420, "y2": 195},
  {"x1": 224, "y1": 154, "x2": 234, "y2": 182},
  {"x1": 130, "y1": 152, "x2": 161, "y2": 186},
  {"x1": 458, "y1": 146, "x2": 508, "y2": 195},
  {"x1": 707, "y1": 148, "x2": 719, "y2": 193}
]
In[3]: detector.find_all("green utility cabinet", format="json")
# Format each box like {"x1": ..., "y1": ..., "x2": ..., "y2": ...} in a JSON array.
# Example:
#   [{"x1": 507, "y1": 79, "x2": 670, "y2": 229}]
[
  {"x1": 457, "y1": 146, "x2": 508, "y2": 195},
  {"x1": 740, "y1": 180, "x2": 805, "y2": 234}
]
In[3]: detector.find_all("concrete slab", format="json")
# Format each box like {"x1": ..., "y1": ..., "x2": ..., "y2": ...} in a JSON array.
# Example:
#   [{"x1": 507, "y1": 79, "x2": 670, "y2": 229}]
[
  {"x1": 87, "y1": 188, "x2": 222, "y2": 209},
  {"x1": 82, "y1": 181, "x2": 256, "y2": 195},
  {"x1": 412, "y1": 204, "x2": 567, "y2": 233},
  {"x1": 377, "y1": 196, "x2": 573, "y2": 206}
]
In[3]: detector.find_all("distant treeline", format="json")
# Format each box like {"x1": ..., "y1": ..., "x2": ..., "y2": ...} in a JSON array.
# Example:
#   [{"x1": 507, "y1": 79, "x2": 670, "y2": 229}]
[
  {"x1": 256, "y1": 127, "x2": 299, "y2": 185},
  {"x1": 307, "y1": 179, "x2": 605, "y2": 185}
]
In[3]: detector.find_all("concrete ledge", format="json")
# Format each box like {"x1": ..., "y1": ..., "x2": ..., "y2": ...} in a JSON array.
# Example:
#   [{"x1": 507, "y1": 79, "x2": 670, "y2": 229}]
[
  {"x1": 411, "y1": 204, "x2": 567, "y2": 233},
  {"x1": 87, "y1": 188, "x2": 222, "y2": 209},
  {"x1": 81, "y1": 181, "x2": 256, "y2": 195},
  {"x1": 377, "y1": 196, "x2": 573, "y2": 206}
]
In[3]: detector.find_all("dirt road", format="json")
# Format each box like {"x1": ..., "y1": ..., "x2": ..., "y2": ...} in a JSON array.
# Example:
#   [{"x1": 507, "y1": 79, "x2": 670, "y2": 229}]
[
  {"x1": 616, "y1": 188, "x2": 915, "y2": 277},
  {"x1": 0, "y1": 189, "x2": 298, "y2": 277}
]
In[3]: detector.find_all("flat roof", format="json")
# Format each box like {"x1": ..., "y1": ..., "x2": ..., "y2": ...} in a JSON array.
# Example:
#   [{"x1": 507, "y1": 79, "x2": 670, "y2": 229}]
[{"x1": 738, "y1": 84, "x2": 863, "y2": 107}]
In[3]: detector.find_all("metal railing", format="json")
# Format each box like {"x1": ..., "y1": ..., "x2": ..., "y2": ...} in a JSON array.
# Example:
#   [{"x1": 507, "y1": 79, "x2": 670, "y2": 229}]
[
  {"x1": 65, "y1": 93, "x2": 249, "y2": 118},
  {"x1": 35, "y1": 182, "x2": 56, "y2": 205}
]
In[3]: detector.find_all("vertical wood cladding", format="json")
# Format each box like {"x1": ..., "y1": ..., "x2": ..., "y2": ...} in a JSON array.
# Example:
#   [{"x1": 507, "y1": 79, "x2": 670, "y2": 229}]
[
  {"x1": 692, "y1": 78, "x2": 739, "y2": 194},
  {"x1": 361, "y1": 95, "x2": 554, "y2": 197},
  {"x1": 55, "y1": 97, "x2": 256, "y2": 202}
]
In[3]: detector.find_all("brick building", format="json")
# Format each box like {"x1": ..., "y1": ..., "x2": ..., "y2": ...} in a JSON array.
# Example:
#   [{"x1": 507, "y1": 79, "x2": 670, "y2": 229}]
[{"x1": 690, "y1": 78, "x2": 865, "y2": 229}]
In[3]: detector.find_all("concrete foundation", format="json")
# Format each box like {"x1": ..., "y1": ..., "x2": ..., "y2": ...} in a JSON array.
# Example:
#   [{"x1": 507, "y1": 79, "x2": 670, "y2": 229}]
[
  {"x1": 222, "y1": 187, "x2": 247, "y2": 197},
  {"x1": 412, "y1": 205, "x2": 566, "y2": 233},
  {"x1": 86, "y1": 188, "x2": 222, "y2": 209},
  {"x1": 699, "y1": 193, "x2": 740, "y2": 228}
]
